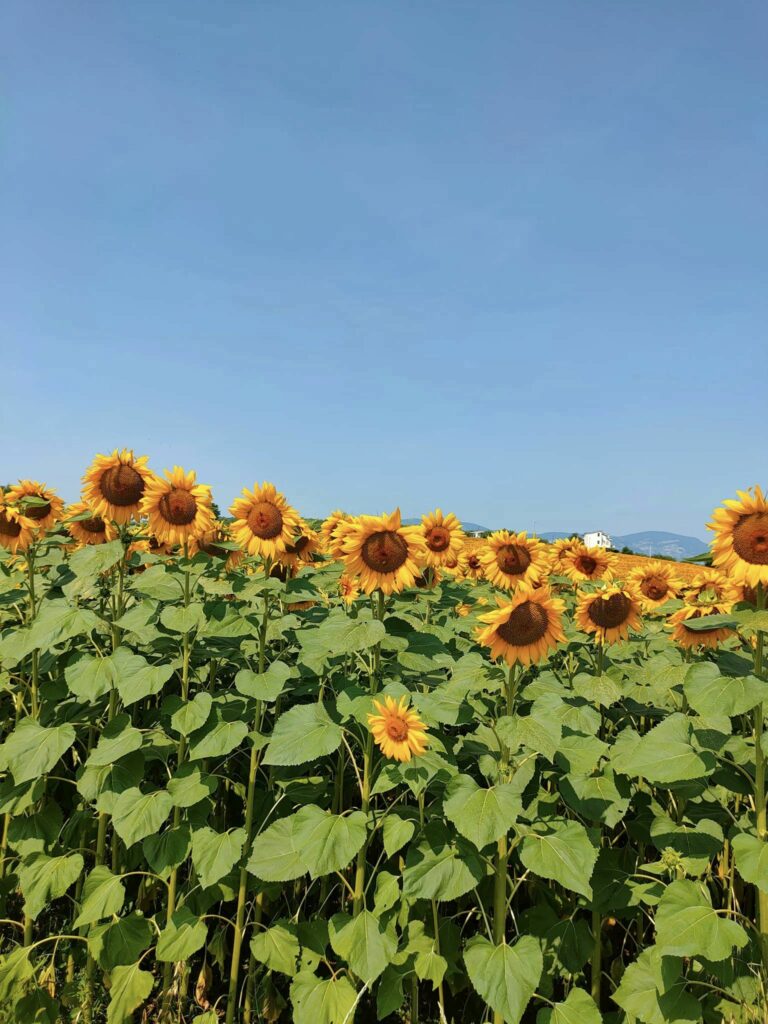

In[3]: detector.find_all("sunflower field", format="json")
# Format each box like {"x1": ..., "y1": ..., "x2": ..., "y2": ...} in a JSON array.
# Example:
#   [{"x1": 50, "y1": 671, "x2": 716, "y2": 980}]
[{"x1": 0, "y1": 455, "x2": 767, "y2": 1024}]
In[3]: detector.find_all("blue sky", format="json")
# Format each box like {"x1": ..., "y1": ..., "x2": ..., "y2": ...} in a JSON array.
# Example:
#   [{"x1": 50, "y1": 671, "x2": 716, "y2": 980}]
[{"x1": 2, "y1": 2, "x2": 765, "y2": 539}]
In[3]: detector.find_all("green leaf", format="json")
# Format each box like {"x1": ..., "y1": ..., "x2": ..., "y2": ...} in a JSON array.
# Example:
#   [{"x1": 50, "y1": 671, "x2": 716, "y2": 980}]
[
  {"x1": 130, "y1": 564, "x2": 183, "y2": 601},
  {"x1": 73, "y1": 866, "x2": 125, "y2": 928},
  {"x1": 611, "y1": 714, "x2": 715, "y2": 785},
  {"x1": 169, "y1": 692, "x2": 213, "y2": 736},
  {"x1": 684, "y1": 661, "x2": 768, "y2": 717},
  {"x1": 329, "y1": 910, "x2": 396, "y2": 983},
  {"x1": 187, "y1": 715, "x2": 248, "y2": 761},
  {"x1": 464, "y1": 935, "x2": 543, "y2": 1024},
  {"x1": 235, "y1": 662, "x2": 293, "y2": 702},
  {"x1": 143, "y1": 824, "x2": 191, "y2": 877},
  {"x1": 536, "y1": 988, "x2": 601, "y2": 1024},
  {"x1": 87, "y1": 714, "x2": 142, "y2": 768},
  {"x1": 2, "y1": 719, "x2": 75, "y2": 784},
  {"x1": 90, "y1": 913, "x2": 153, "y2": 970},
  {"x1": 612, "y1": 947, "x2": 702, "y2": 1024},
  {"x1": 443, "y1": 775, "x2": 521, "y2": 849},
  {"x1": 520, "y1": 821, "x2": 597, "y2": 898},
  {"x1": 167, "y1": 765, "x2": 217, "y2": 809},
  {"x1": 161, "y1": 602, "x2": 206, "y2": 634},
  {"x1": 247, "y1": 816, "x2": 306, "y2": 882},
  {"x1": 69, "y1": 540, "x2": 124, "y2": 578},
  {"x1": 402, "y1": 822, "x2": 485, "y2": 902},
  {"x1": 106, "y1": 962, "x2": 154, "y2": 1024},
  {"x1": 263, "y1": 702, "x2": 342, "y2": 767},
  {"x1": 293, "y1": 807, "x2": 368, "y2": 878},
  {"x1": 156, "y1": 906, "x2": 208, "y2": 962},
  {"x1": 191, "y1": 827, "x2": 246, "y2": 888},
  {"x1": 0, "y1": 947, "x2": 34, "y2": 1002},
  {"x1": 289, "y1": 971, "x2": 358, "y2": 1024},
  {"x1": 111, "y1": 788, "x2": 173, "y2": 847},
  {"x1": 655, "y1": 879, "x2": 748, "y2": 960},
  {"x1": 250, "y1": 920, "x2": 300, "y2": 976},
  {"x1": 18, "y1": 852, "x2": 84, "y2": 919},
  {"x1": 65, "y1": 654, "x2": 116, "y2": 700},
  {"x1": 732, "y1": 832, "x2": 768, "y2": 893},
  {"x1": 382, "y1": 814, "x2": 415, "y2": 858}
]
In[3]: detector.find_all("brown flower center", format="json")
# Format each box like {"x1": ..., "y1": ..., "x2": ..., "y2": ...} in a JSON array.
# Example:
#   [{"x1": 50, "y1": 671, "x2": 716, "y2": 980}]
[
  {"x1": 385, "y1": 717, "x2": 409, "y2": 742},
  {"x1": 732, "y1": 512, "x2": 768, "y2": 565},
  {"x1": 247, "y1": 501, "x2": 283, "y2": 540},
  {"x1": 497, "y1": 601, "x2": 549, "y2": 646},
  {"x1": 24, "y1": 496, "x2": 51, "y2": 521},
  {"x1": 468, "y1": 554, "x2": 482, "y2": 570},
  {"x1": 640, "y1": 577, "x2": 668, "y2": 601},
  {"x1": 286, "y1": 534, "x2": 310, "y2": 555},
  {"x1": 497, "y1": 544, "x2": 532, "y2": 576},
  {"x1": 80, "y1": 516, "x2": 106, "y2": 534},
  {"x1": 588, "y1": 592, "x2": 632, "y2": 629},
  {"x1": 576, "y1": 555, "x2": 598, "y2": 576},
  {"x1": 100, "y1": 464, "x2": 145, "y2": 507},
  {"x1": 361, "y1": 531, "x2": 409, "y2": 573},
  {"x1": 426, "y1": 525, "x2": 451, "y2": 552},
  {"x1": 0, "y1": 512, "x2": 22, "y2": 538},
  {"x1": 159, "y1": 488, "x2": 198, "y2": 526}
]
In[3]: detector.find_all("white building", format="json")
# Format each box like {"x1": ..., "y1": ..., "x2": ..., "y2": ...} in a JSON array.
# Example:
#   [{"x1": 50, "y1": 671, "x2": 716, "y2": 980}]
[{"x1": 583, "y1": 530, "x2": 612, "y2": 549}]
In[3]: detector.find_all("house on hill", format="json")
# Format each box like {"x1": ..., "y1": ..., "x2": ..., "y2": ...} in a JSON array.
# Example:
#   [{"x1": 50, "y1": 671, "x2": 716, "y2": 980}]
[{"x1": 583, "y1": 530, "x2": 612, "y2": 549}]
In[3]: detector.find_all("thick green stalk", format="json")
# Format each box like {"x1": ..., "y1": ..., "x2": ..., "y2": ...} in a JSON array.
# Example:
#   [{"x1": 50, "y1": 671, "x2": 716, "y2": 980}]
[
  {"x1": 754, "y1": 584, "x2": 768, "y2": 971},
  {"x1": 592, "y1": 642, "x2": 604, "y2": 1007},
  {"x1": 491, "y1": 665, "x2": 517, "y2": 1024}
]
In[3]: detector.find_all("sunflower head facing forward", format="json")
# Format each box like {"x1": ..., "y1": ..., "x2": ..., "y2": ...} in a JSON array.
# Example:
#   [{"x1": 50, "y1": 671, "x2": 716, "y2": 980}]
[
  {"x1": 5, "y1": 480, "x2": 64, "y2": 533},
  {"x1": 141, "y1": 466, "x2": 215, "y2": 547},
  {"x1": 575, "y1": 583, "x2": 642, "y2": 644},
  {"x1": 368, "y1": 696, "x2": 428, "y2": 762},
  {"x1": 188, "y1": 521, "x2": 243, "y2": 570},
  {"x1": 479, "y1": 531, "x2": 548, "y2": 591},
  {"x1": 547, "y1": 536, "x2": 581, "y2": 574},
  {"x1": 66, "y1": 502, "x2": 117, "y2": 546},
  {"x1": 709, "y1": 485, "x2": 768, "y2": 588},
  {"x1": 476, "y1": 584, "x2": 566, "y2": 666},
  {"x1": 420, "y1": 509, "x2": 465, "y2": 568},
  {"x1": 82, "y1": 449, "x2": 154, "y2": 525},
  {"x1": 0, "y1": 490, "x2": 36, "y2": 554},
  {"x1": 628, "y1": 561, "x2": 683, "y2": 610},
  {"x1": 341, "y1": 509, "x2": 426, "y2": 595},
  {"x1": 229, "y1": 482, "x2": 302, "y2": 561},
  {"x1": 562, "y1": 543, "x2": 616, "y2": 584}
]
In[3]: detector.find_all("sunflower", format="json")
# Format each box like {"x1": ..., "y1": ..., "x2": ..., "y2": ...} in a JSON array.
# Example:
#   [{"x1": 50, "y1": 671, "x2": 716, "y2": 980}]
[
  {"x1": 229, "y1": 482, "x2": 302, "y2": 561},
  {"x1": 476, "y1": 584, "x2": 566, "y2": 666},
  {"x1": 65, "y1": 502, "x2": 117, "y2": 546},
  {"x1": 575, "y1": 584, "x2": 643, "y2": 644},
  {"x1": 547, "y1": 537, "x2": 581, "y2": 575},
  {"x1": 561, "y1": 543, "x2": 616, "y2": 584},
  {"x1": 6, "y1": 480, "x2": 64, "y2": 533},
  {"x1": 459, "y1": 549, "x2": 485, "y2": 582},
  {"x1": 188, "y1": 522, "x2": 243, "y2": 571},
  {"x1": 709, "y1": 486, "x2": 768, "y2": 588},
  {"x1": 141, "y1": 466, "x2": 215, "y2": 547},
  {"x1": 0, "y1": 491, "x2": 36, "y2": 554},
  {"x1": 82, "y1": 449, "x2": 155, "y2": 525},
  {"x1": 340, "y1": 509, "x2": 426, "y2": 595},
  {"x1": 734, "y1": 583, "x2": 760, "y2": 607},
  {"x1": 628, "y1": 562, "x2": 683, "y2": 610},
  {"x1": 479, "y1": 531, "x2": 548, "y2": 591},
  {"x1": 420, "y1": 509, "x2": 465, "y2": 568},
  {"x1": 685, "y1": 568, "x2": 739, "y2": 608},
  {"x1": 338, "y1": 574, "x2": 360, "y2": 605},
  {"x1": 320, "y1": 510, "x2": 354, "y2": 559},
  {"x1": 668, "y1": 604, "x2": 734, "y2": 651},
  {"x1": 368, "y1": 696, "x2": 428, "y2": 763},
  {"x1": 455, "y1": 603, "x2": 472, "y2": 617},
  {"x1": 278, "y1": 522, "x2": 321, "y2": 569}
]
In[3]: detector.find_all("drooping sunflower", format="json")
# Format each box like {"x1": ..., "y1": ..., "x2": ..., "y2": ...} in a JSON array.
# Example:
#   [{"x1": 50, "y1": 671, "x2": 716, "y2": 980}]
[
  {"x1": 229, "y1": 482, "x2": 302, "y2": 561},
  {"x1": 685, "y1": 568, "x2": 739, "y2": 608},
  {"x1": 420, "y1": 509, "x2": 465, "y2": 568},
  {"x1": 575, "y1": 584, "x2": 643, "y2": 644},
  {"x1": 320, "y1": 510, "x2": 354, "y2": 560},
  {"x1": 338, "y1": 574, "x2": 360, "y2": 605},
  {"x1": 668, "y1": 603, "x2": 734, "y2": 651},
  {"x1": 66, "y1": 502, "x2": 117, "y2": 546},
  {"x1": 367, "y1": 696, "x2": 428, "y2": 763},
  {"x1": 561, "y1": 543, "x2": 616, "y2": 584},
  {"x1": 479, "y1": 531, "x2": 548, "y2": 591},
  {"x1": 547, "y1": 536, "x2": 581, "y2": 575},
  {"x1": 476, "y1": 584, "x2": 566, "y2": 666},
  {"x1": 0, "y1": 491, "x2": 36, "y2": 554},
  {"x1": 188, "y1": 522, "x2": 243, "y2": 571},
  {"x1": 141, "y1": 466, "x2": 215, "y2": 547},
  {"x1": 709, "y1": 485, "x2": 768, "y2": 588},
  {"x1": 82, "y1": 449, "x2": 155, "y2": 524},
  {"x1": 628, "y1": 562, "x2": 683, "y2": 610},
  {"x1": 340, "y1": 509, "x2": 426, "y2": 595},
  {"x1": 6, "y1": 480, "x2": 64, "y2": 533},
  {"x1": 278, "y1": 522, "x2": 321, "y2": 569}
]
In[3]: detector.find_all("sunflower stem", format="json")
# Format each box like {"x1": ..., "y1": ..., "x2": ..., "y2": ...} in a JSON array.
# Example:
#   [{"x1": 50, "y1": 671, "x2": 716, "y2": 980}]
[{"x1": 753, "y1": 583, "x2": 768, "y2": 972}]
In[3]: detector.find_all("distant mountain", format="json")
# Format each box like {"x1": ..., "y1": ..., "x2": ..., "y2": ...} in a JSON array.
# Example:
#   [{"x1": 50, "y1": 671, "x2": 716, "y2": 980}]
[{"x1": 537, "y1": 529, "x2": 709, "y2": 559}]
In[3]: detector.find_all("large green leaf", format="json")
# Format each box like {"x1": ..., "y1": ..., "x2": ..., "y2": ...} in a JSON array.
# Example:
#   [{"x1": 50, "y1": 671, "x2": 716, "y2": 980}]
[
  {"x1": 263, "y1": 703, "x2": 342, "y2": 767},
  {"x1": 156, "y1": 906, "x2": 208, "y2": 962},
  {"x1": 235, "y1": 662, "x2": 293, "y2": 702},
  {"x1": 18, "y1": 852, "x2": 84, "y2": 919},
  {"x1": 289, "y1": 971, "x2": 358, "y2": 1024},
  {"x1": 111, "y1": 788, "x2": 173, "y2": 847},
  {"x1": 187, "y1": 715, "x2": 249, "y2": 761},
  {"x1": 684, "y1": 661, "x2": 768, "y2": 717},
  {"x1": 69, "y1": 540, "x2": 124, "y2": 578},
  {"x1": 2, "y1": 719, "x2": 75, "y2": 784},
  {"x1": 732, "y1": 832, "x2": 768, "y2": 893},
  {"x1": 106, "y1": 962, "x2": 154, "y2": 1024},
  {"x1": 73, "y1": 866, "x2": 125, "y2": 928},
  {"x1": 293, "y1": 807, "x2": 368, "y2": 878},
  {"x1": 611, "y1": 714, "x2": 715, "y2": 785},
  {"x1": 520, "y1": 821, "x2": 597, "y2": 898},
  {"x1": 443, "y1": 775, "x2": 521, "y2": 849},
  {"x1": 329, "y1": 910, "x2": 396, "y2": 983},
  {"x1": 464, "y1": 936, "x2": 542, "y2": 1024},
  {"x1": 654, "y1": 880, "x2": 749, "y2": 960},
  {"x1": 612, "y1": 947, "x2": 702, "y2": 1024},
  {"x1": 87, "y1": 714, "x2": 143, "y2": 768},
  {"x1": 169, "y1": 692, "x2": 213, "y2": 736},
  {"x1": 191, "y1": 827, "x2": 246, "y2": 888},
  {"x1": 250, "y1": 920, "x2": 300, "y2": 976},
  {"x1": 537, "y1": 987, "x2": 601, "y2": 1024},
  {"x1": 402, "y1": 822, "x2": 485, "y2": 901},
  {"x1": 247, "y1": 815, "x2": 306, "y2": 882}
]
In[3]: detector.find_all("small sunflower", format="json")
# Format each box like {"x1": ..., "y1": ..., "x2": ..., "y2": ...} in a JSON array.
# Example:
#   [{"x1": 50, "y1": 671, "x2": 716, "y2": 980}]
[
  {"x1": 141, "y1": 466, "x2": 215, "y2": 547},
  {"x1": 685, "y1": 568, "x2": 739, "y2": 608},
  {"x1": 548, "y1": 537, "x2": 581, "y2": 575},
  {"x1": 338, "y1": 574, "x2": 360, "y2": 605},
  {"x1": 628, "y1": 562, "x2": 683, "y2": 610},
  {"x1": 188, "y1": 522, "x2": 243, "y2": 571},
  {"x1": 709, "y1": 486, "x2": 768, "y2": 588},
  {"x1": 459, "y1": 549, "x2": 485, "y2": 582},
  {"x1": 278, "y1": 522, "x2": 321, "y2": 569},
  {"x1": 420, "y1": 509, "x2": 465, "y2": 568},
  {"x1": 82, "y1": 449, "x2": 155, "y2": 524},
  {"x1": 229, "y1": 482, "x2": 302, "y2": 560},
  {"x1": 367, "y1": 696, "x2": 428, "y2": 762},
  {"x1": 6, "y1": 480, "x2": 64, "y2": 533},
  {"x1": 479, "y1": 531, "x2": 548, "y2": 591},
  {"x1": 320, "y1": 510, "x2": 354, "y2": 559},
  {"x1": 575, "y1": 584, "x2": 643, "y2": 644},
  {"x1": 0, "y1": 491, "x2": 36, "y2": 554},
  {"x1": 561, "y1": 544, "x2": 616, "y2": 584},
  {"x1": 668, "y1": 604, "x2": 734, "y2": 651},
  {"x1": 455, "y1": 603, "x2": 472, "y2": 617},
  {"x1": 66, "y1": 502, "x2": 118, "y2": 546},
  {"x1": 476, "y1": 584, "x2": 566, "y2": 666},
  {"x1": 341, "y1": 509, "x2": 426, "y2": 595}
]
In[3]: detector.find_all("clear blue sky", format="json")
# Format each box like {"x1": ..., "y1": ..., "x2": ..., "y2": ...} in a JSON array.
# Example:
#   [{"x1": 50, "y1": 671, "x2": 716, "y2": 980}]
[{"x1": 2, "y1": 2, "x2": 765, "y2": 539}]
